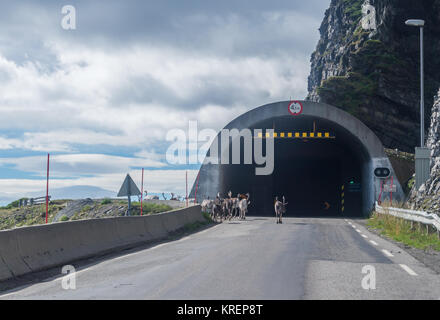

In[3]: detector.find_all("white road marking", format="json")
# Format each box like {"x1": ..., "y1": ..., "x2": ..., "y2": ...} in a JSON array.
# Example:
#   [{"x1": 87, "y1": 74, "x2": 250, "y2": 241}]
[
  {"x1": 370, "y1": 240, "x2": 378, "y2": 246},
  {"x1": 361, "y1": 234, "x2": 368, "y2": 238},
  {"x1": 355, "y1": 229, "x2": 361, "y2": 233},
  {"x1": 399, "y1": 264, "x2": 418, "y2": 276},
  {"x1": 352, "y1": 225, "x2": 357, "y2": 229},
  {"x1": 382, "y1": 249, "x2": 394, "y2": 257}
]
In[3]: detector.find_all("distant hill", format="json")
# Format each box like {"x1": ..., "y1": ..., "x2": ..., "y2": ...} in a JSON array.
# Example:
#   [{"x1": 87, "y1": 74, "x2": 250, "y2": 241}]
[
  {"x1": 29, "y1": 185, "x2": 116, "y2": 200},
  {"x1": 0, "y1": 186, "x2": 182, "y2": 207}
]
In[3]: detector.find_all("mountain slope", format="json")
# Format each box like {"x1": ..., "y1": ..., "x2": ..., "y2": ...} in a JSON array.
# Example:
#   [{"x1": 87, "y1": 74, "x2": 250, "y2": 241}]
[{"x1": 307, "y1": 0, "x2": 440, "y2": 152}]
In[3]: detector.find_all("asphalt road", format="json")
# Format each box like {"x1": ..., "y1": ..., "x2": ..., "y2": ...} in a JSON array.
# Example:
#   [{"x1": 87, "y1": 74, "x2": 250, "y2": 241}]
[{"x1": 1, "y1": 217, "x2": 440, "y2": 299}]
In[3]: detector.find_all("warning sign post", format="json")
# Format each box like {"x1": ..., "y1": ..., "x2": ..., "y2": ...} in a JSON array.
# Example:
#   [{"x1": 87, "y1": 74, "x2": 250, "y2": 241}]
[{"x1": 117, "y1": 174, "x2": 141, "y2": 216}]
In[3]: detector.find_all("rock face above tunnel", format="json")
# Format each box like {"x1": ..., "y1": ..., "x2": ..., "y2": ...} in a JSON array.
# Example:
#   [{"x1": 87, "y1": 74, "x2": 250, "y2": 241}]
[
  {"x1": 409, "y1": 89, "x2": 440, "y2": 211},
  {"x1": 307, "y1": 0, "x2": 440, "y2": 152}
]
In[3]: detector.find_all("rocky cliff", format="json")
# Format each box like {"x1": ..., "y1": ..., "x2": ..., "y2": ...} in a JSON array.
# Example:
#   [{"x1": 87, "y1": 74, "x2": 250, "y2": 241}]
[
  {"x1": 409, "y1": 89, "x2": 440, "y2": 211},
  {"x1": 307, "y1": 0, "x2": 440, "y2": 152}
]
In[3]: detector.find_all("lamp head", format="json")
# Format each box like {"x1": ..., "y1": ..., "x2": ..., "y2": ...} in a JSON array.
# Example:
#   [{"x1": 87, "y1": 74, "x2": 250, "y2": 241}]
[{"x1": 405, "y1": 19, "x2": 425, "y2": 27}]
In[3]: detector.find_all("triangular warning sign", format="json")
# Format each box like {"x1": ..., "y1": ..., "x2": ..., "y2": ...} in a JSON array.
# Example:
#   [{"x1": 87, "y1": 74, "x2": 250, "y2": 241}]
[{"x1": 117, "y1": 174, "x2": 141, "y2": 197}]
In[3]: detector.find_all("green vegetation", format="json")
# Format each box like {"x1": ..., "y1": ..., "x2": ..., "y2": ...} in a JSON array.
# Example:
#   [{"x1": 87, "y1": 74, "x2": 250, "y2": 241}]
[
  {"x1": 201, "y1": 210, "x2": 212, "y2": 222},
  {"x1": 182, "y1": 210, "x2": 213, "y2": 233},
  {"x1": 0, "y1": 199, "x2": 179, "y2": 230},
  {"x1": 368, "y1": 212, "x2": 440, "y2": 251},
  {"x1": 318, "y1": 72, "x2": 377, "y2": 116},
  {"x1": 81, "y1": 205, "x2": 92, "y2": 212},
  {"x1": 101, "y1": 198, "x2": 112, "y2": 205},
  {"x1": 130, "y1": 202, "x2": 173, "y2": 216},
  {"x1": 316, "y1": 36, "x2": 414, "y2": 118},
  {"x1": 407, "y1": 177, "x2": 415, "y2": 191},
  {"x1": 0, "y1": 203, "x2": 64, "y2": 230},
  {"x1": 342, "y1": 0, "x2": 363, "y2": 23},
  {"x1": 1, "y1": 198, "x2": 29, "y2": 210}
]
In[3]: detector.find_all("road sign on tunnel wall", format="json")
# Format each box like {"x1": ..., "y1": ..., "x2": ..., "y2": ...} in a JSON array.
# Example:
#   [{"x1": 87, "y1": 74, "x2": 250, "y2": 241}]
[{"x1": 288, "y1": 101, "x2": 303, "y2": 116}]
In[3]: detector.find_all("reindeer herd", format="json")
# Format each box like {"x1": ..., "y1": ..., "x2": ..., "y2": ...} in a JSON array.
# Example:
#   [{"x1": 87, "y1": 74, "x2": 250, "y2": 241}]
[
  {"x1": 201, "y1": 192, "x2": 251, "y2": 222},
  {"x1": 201, "y1": 192, "x2": 288, "y2": 224}
]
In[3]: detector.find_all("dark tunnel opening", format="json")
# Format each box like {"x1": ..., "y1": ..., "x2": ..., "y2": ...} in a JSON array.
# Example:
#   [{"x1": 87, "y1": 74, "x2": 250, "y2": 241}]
[{"x1": 219, "y1": 116, "x2": 369, "y2": 218}]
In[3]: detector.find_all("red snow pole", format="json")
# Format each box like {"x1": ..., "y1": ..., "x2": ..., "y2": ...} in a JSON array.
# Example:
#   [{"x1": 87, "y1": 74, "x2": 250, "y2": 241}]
[
  {"x1": 45, "y1": 153, "x2": 50, "y2": 224},
  {"x1": 140, "y1": 168, "x2": 144, "y2": 216}
]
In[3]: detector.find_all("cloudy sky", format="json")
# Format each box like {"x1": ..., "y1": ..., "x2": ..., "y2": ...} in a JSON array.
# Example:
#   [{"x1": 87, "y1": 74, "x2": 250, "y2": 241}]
[{"x1": 0, "y1": 0, "x2": 330, "y2": 204}]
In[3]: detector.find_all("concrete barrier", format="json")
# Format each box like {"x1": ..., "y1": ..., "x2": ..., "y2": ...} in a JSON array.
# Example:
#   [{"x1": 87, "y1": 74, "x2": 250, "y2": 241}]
[{"x1": 0, "y1": 205, "x2": 203, "y2": 282}]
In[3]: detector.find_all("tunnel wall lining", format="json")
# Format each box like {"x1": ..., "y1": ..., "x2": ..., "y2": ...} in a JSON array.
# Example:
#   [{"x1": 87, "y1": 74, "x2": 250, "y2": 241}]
[{"x1": 191, "y1": 101, "x2": 404, "y2": 215}]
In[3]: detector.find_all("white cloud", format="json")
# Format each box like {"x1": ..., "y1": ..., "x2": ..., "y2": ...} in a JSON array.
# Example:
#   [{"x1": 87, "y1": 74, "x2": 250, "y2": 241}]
[
  {"x1": 0, "y1": 153, "x2": 167, "y2": 179},
  {"x1": 0, "y1": 40, "x2": 310, "y2": 151}
]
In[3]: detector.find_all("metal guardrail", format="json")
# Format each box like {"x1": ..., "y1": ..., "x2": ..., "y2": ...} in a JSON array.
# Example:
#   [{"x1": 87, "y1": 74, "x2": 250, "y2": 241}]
[{"x1": 375, "y1": 202, "x2": 440, "y2": 232}]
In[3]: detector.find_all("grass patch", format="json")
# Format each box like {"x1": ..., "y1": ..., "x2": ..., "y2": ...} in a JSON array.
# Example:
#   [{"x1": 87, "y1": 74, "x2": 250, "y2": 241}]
[
  {"x1": 342, "y1": 0, "x2": 363, "y2": 23},
  {"x1": 101, "y1": 198, "x2": 112, "y2": 205},
  {"x1": 183, "y1": 212, "x2": 213, "y2": 233},
  {"x1": 129, "y1": 202, "x2": 173, "y2": 216},
  {"x1": 81, "y1": 205, "x2": 92, "y2": 212},
  {"x1": 367, "y1": 212, "x2": 440, "y2": 251},
  {"x1": 201, "y1": 210, "x2": 213, "y2": 222},
  {"x1": 0, "y1": 203, "x2": 64, "y2": 230}
]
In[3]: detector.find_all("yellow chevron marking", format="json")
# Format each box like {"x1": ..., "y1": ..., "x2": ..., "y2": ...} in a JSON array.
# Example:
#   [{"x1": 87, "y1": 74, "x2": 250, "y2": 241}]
[
  {"x1": 325, "y1": 132, "x2": 330, "y2": 138},
  {"x1": 288, "y1": 132, "x2": 293, "y2": 138}
]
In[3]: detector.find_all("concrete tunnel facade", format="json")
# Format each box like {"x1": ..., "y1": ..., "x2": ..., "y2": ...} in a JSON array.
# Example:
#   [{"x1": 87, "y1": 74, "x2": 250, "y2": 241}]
[{"x1": 190, "y1": 101, "x2": 404, "y2": 217}]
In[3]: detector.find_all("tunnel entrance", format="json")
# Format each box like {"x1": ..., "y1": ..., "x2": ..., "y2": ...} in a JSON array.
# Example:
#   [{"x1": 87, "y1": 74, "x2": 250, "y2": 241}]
[
  {"x1": 191, "y1": 101, "x2": 404, "y2": 217},
  {"x1": 219, "y1": 116, "x2": 366, "y2": 217}
]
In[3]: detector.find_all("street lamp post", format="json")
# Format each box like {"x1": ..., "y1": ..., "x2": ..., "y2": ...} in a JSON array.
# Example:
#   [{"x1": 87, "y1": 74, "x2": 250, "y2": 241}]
[
  {"x1": 405, "y1": 19, "x2": 425, "y2": 147},
  {"x1": 405, "y1": 19, "x2": 430, "y2": 189}
]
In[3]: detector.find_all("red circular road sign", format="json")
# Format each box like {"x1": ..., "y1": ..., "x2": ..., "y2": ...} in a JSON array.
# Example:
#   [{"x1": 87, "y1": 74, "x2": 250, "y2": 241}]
[{"x1": 288, "y1": 101, "x2": 303, "y2": 116}]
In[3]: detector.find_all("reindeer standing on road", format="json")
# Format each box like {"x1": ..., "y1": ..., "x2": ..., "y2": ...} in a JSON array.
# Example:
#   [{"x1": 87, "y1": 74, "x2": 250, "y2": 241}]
[
  {"x1": 274, "y1": 196, "x2": 288, "y2": 224},
  {"x1": 238, "y1": 193, "x2": 251, "y2": 220}
]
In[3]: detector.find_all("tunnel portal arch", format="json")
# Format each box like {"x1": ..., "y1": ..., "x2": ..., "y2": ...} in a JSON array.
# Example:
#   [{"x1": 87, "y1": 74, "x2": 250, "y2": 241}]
[{"x1": 191, "y1": 101, "x2": 404, "y2": 217}]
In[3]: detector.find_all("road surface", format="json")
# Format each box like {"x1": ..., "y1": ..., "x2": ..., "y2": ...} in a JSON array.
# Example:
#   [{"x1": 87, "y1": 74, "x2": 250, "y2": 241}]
[{"x1": 1, "y1": 217, "x2": 440, "y2": 299}]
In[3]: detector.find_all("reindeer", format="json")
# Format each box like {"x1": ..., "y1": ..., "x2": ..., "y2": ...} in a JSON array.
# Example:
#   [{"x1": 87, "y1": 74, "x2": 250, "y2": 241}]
[
  {"x1": 201, "y1": 197, "x2": 213, "y2": 213},
  {"x1": 226, "y1": 191, "x2": 241, "y2": 220},
  {"x1": 238, "y1": 193, "x2": 251, "y2": 220},
  {"x1": 274, "y1": 196, "x2": 288, "y2": 224},
  {"x1": 211, "y1": 193, "x2": 224, "y2": 222}
]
